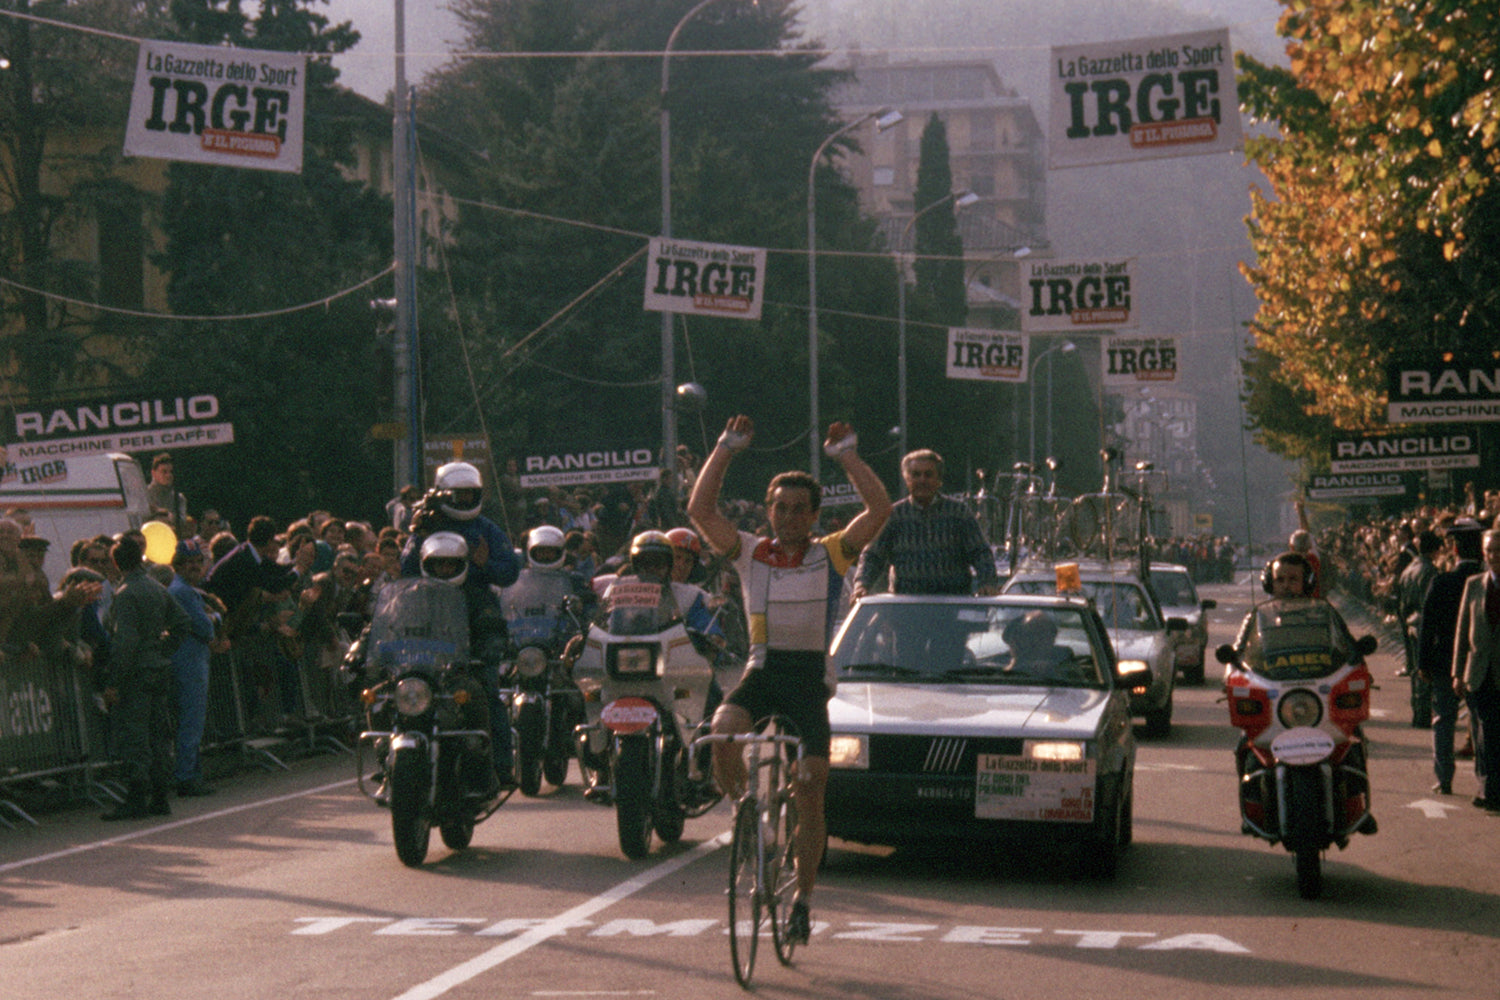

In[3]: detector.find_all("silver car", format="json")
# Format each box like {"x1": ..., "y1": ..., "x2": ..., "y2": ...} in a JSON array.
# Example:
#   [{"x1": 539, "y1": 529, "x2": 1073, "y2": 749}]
[
  {"x1": 1003, "y1": 561, "x2": 1186, "y2": 737},
  {"x1": 1148, "y1": 562, "x2": 1217, "y2": 686},
  {"x1": 824, "y1": 594, "x2": 1136, "y2": 877}
]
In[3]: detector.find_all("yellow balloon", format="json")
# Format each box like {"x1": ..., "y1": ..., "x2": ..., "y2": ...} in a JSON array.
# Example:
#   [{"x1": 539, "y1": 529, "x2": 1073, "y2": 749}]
[{"x1": 141, "y1": 520, "x2": 178, "y2": 565}]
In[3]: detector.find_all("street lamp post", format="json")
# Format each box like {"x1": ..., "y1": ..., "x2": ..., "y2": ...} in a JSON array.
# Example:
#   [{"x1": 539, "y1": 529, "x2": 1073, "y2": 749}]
[
  {"x1": 896, "y1": 189, "x2": 979, "y2": 461},
  {"x1": 1027, "y1": 340, "x2": 1075, "y2": 469},
  {"x1": 808, "y1": 107, "x2": 902, "y2": 481},
  {"x1": 660, "y1": 0, "x2": 734, "y2": 498}
]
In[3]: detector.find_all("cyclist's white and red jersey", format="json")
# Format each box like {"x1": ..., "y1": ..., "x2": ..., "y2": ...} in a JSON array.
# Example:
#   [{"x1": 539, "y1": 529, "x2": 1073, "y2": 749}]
[{"x1": 728, "y1": 529, "x2": 854, "y2": 692}]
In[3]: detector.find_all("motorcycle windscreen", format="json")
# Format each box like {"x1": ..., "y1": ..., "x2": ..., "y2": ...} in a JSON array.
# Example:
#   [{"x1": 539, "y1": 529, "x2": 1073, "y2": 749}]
[
  {"x1": 367, "y1": 577, "x2": 472, "y2": 671},
  {"x1": 1243, "y1": 599, "x2": 1353, "y2": 681},
  {"x1": 598, "y1": 578, "x2": 685, "y2": 636},
  {"x1": 501, "y1": 570, "x2": 577, "y2": 644}
]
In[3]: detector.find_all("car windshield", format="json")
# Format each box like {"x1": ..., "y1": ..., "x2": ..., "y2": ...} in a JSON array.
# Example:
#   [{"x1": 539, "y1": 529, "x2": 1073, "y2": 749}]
[
  {"x1": 1150, "y1": 571, "x2": 1197, "y2": 606},
  {"x1": 831, "y1": 602, "x2": 1107, "y2": 688},
  {"x1": 1241, "y1": 598, "x2": 1355, "y2": 680},
  {"x1": 1007, "y1": 578, "x2": 1162, "y2": 631}
]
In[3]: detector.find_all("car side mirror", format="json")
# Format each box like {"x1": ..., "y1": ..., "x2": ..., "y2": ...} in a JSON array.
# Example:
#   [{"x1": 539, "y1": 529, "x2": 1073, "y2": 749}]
[
  {"x1": 1355, "y1": 634, "x2": 1378, "y2": 657},
  {"x1": 1166, "y1": 616, "x2": 1189, "y2": 633},
  {"x1": 1201, "y1": 599, "x2": 1217, "y2": 610},
  {"x1": 1214, "y1": 643, "x2": 1239, "y2": 666}
]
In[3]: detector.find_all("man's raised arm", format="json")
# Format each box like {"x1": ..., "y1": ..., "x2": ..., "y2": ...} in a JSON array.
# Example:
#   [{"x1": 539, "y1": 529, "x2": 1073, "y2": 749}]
[{"x1": 688, "y1": 415, "x2": 753, "y2": 556}]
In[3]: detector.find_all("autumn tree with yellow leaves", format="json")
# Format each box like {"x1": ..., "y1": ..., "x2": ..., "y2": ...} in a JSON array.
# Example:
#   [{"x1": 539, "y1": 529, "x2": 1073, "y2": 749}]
[{"x1": 1238, "y1": 0, "x2": 1500, "y2": 460}]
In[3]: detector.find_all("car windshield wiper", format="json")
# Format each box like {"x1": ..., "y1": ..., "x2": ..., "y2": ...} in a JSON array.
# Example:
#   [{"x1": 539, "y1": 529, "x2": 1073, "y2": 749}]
[
  {"x1": 940, "y1": 665, "x2": 1024, "y2": 681},
  {"x1": 839, "y1": 662, "x2": 924, "y2": 678}
]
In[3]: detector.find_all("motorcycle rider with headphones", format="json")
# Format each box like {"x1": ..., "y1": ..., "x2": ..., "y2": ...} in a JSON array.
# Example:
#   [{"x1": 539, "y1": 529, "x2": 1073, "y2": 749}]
[{"x1": 400, "y1": 461, "x2": 523, "y2": 784}]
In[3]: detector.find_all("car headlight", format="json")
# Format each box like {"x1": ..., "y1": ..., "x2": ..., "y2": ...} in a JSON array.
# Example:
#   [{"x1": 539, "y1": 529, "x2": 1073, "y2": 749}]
[
  {"x1": 828, "y1": 734, "x2": 869, "y2": 769},
  {"x1": 1026, "y1": 740, "x2": 1085, "y2": 762},
  {"x1": 1278, "y1": 689, "x2": 1323, "y2": 729},
  {"x1": 516, "y1": 645, "x2": 548, "y2": 678},
  {"x1": 1117, "y1": 659, "x2": 1150, "y2": 676},
  {"x1": 394, "y1": 677, "x2": 434, "y2": 716}
]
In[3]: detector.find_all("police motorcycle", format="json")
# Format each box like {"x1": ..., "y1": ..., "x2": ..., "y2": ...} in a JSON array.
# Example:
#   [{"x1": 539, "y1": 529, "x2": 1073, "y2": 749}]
[
  {"x1": 569, "y1": 533, "x2": 722, "y2": 859},
  {"x1": 1217, "y1": 595, "x2": 1379, "y2": 899},
  {"x1": 500, "y1": 526, "x2": 589, "y2": 796},
  {"x1": 344, "y1": 533, "x2": 510, "y2": 867}
]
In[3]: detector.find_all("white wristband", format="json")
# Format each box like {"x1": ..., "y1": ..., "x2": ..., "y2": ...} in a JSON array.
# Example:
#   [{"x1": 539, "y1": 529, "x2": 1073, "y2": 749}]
[
  {"x1": 717, "y1": 429, "x2": 751, "y2": 453},
  {"x1": 824, "y1": 432, "x2": 858, "y2": 458}
]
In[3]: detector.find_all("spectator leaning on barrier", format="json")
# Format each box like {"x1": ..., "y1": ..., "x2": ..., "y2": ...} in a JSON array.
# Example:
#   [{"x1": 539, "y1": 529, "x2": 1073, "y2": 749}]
[{"x1": 168, "y1": 539, "x2": 224, "y2": 798}]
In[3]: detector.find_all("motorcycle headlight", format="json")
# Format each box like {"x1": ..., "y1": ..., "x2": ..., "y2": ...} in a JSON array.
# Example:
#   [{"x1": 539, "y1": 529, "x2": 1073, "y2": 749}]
[
  {"x1": 516, "y1": 646, "x2": 548, "y2": 678},
  {"x1": 394, "y1": 677, "x2": 434, "y2": 716},
  {"x1": 1277, "y1": 688, "x2": 1323, "y2": 729}
]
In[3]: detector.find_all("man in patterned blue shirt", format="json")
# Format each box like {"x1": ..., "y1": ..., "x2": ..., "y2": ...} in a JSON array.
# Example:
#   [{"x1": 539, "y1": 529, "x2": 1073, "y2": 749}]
[{"x1": 852, "y1": 449, "x2": 999, "y2": 598}]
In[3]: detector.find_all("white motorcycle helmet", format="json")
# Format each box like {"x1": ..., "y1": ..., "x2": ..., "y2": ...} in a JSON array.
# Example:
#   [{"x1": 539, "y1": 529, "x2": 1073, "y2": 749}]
[
  {"x1": 527, "y1": 525, "x2": 567, "y2": 569},
  {"x1": 420, "y1": 531, "x2": 470, "y2": 586},
  {"x1": 434, "y1": 461, "x2": 484, "y2": 521}
]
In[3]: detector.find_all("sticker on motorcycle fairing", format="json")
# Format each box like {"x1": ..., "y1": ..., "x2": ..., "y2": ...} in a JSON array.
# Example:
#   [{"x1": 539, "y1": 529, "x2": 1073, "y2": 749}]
[
  {"x1": 973, "y1": 754, "x2": 1095, "y2": 822},
  {"x1": 1269, "y1": 727, "x2": 1335, "y2": 765},
  {"x1": 601, "y1": 696, "x2": 658, "y2": 735},
  {"x1": 1265, "y1": 650, "x2": 1332, "y2": 674},
  {"x1": 607, "y1": 582, "x2": 663, "y2": 610}
]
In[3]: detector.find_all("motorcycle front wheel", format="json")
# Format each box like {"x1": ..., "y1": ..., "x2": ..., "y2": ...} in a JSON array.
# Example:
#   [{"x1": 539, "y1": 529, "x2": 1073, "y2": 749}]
[
  {"x1": 652, "y1": 743, "x2": 688, "y2": 843},
  {"x1": 390, "y1": 748, "x2": 432, "y2": 868},
  {"x1": 516, "y1": 701, "x2": 546, "y2": 797},
  {"x1": 614, "y1": 737, "x2": 654, "y2": 860},
  {"x1": 1286, "y1": 768, "x2": 1324, "y2": 899},
  {"x1": 544, "y1": 703, "x2": 574, "y2": 788}
]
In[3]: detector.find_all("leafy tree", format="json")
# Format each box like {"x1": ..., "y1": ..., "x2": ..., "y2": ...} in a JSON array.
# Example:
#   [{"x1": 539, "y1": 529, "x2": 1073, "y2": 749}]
[
  {"x1": 0, "y1": 0, "x2": 174, "y2": 394},
  {"x1": 420, "y1": 0, "x2": 901, "y2": 496},
  {"x1": 1238, "y1": 0, "x2": 1500, "y2": 447},
  {"x1": 148, "y1": 0, "x2": 393, "y2": 523}
]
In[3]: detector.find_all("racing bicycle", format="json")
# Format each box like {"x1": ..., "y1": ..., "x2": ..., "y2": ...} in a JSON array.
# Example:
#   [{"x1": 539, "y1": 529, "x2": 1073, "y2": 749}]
[{"x1": 693, "y1": 719, "x2": 804, "y2": 987}]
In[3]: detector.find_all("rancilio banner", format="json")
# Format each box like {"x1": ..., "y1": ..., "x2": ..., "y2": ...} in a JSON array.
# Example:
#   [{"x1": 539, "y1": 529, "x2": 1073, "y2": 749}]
[
  {"x1": 123, "y1": 40, "x2": 306, "y2": 173},
  {"x1": 1049, "y1": 28, "x2": 1241, "y2": 169}
]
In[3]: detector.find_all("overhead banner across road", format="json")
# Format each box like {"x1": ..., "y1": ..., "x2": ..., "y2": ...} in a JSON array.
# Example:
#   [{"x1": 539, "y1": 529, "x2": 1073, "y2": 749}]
[
  {"x1": 946, "y1": 328, "x2": 1028, "y2": 383},
  {"x1": 1103, "y1": 336, "x2": 1178, "y2": 386},
  {"x1": 1048, "y1": 28, "x2": 1241, "y2": 169},
  {"x1": 123, "y1": 41, "x2": 305, "y2": 173},
  {"x1": 1330, "y1": 429, "x2": 1481, "y2": 473},
  {"x1": 1022, "y1": 258, "x2": 1136, "y2": 333},
  {"x1": 1385, "y1": 351, "x2": 1500, "y2": 423},
  {"x1": 644, "y1": 238, "x2": 766, "y2": 320}
]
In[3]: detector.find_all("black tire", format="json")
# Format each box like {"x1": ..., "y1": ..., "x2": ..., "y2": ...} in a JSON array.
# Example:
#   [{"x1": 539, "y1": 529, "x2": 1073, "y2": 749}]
[
  {"x1": 652, "y1": 744, "x2": 687, "y2": 843},
  {"x1": 614, "y1": 737, "x2": 654, "y2": 860},
  {"x1": 516, "y1": 701, "x2": 545, "y2": 797},
  {"x1": 1143, "y1": 693, "x2": 1173, "y2": 738},
  {"x1": 769, "y1": 778, "x2": 801, "y2": 965},
  {"x1": 1286, "y1": 768, "x2": 1325, "y2": 899},
  {"x1": 728, "y1": 797, "x2": 762, "y2": 987},
  {"x1": 440, "y1": 820, "x2": 474, "y2": 850},
  {"x1": 389, "y1": 748, "x2": 431, "y2": 868},
  {"x1": 1079, "y1": 776, "x2": 1124, "y2": 879},
  {"x1": 543, "y1": 707, "x2": 573, "y2": 787}
]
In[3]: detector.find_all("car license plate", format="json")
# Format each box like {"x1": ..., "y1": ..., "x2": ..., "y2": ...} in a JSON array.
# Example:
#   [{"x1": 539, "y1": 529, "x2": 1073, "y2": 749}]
[{"x1": 973, "y1": 753, "x2": 1095, "y2": 822}]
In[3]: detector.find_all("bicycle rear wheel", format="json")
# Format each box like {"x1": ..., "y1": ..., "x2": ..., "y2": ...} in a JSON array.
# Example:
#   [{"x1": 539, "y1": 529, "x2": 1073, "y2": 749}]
[
  {"x1": 727, "y1": 796, "x2": 762, "y2": 987},
  {"x1": 768, "y1": 781, "x2": 801, "y2": 965}
]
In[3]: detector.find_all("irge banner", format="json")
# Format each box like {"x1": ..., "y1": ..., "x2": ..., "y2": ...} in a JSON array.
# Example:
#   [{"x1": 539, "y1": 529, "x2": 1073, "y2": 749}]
[
  {"x1": 1103, "y1": 337, "x2": 1178, "y2": 385},
  {"x1": 644, "y1": 238, "x2": 766, "y2": 320},
  {"x1": 124, "y1": 41, "x2": 305, "y2": 173},
  {"x1": 1023, "y1": 258, "x2": 1136, "y2": 333},
  {"x1": 1049, "y1": 28, "x2": 1241, "y2": 169},
  {"x1": 946, "y1": 329, "x2": 1028, "y2": 383}
]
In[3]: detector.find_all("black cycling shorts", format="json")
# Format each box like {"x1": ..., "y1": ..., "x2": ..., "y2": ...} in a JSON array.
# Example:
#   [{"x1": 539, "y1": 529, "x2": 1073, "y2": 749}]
[{"x1": 723, "y1": 651, "x2": 831, "y2": 758}]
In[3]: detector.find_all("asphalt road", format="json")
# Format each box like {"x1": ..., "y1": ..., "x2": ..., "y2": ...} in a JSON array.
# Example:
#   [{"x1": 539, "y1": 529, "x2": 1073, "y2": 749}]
[{"x1": 3, "y1": 578, "x2": 1498, "y2": 1000}]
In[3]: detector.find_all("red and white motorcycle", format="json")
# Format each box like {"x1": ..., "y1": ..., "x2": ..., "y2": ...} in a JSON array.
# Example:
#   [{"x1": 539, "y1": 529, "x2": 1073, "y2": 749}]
[{"x1": 1218, "y1": 597, "x2": 1378, "y2": 899}]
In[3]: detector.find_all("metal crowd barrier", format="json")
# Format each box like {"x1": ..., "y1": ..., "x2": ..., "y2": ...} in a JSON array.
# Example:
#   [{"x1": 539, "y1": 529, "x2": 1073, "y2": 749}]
[{"x1": 0, "y1": 636, "x2": 359, "y2": 829}]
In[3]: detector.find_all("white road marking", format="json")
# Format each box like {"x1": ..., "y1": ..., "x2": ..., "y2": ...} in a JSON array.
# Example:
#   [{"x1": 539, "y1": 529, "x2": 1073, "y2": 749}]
[
  {"x1": 0, "y1": 778, "x2": 356, "y2": 874},
  {"x1": 1405, "y1": 798, "x2": 1462, "y2": 819},
  {"x1": 388, "y1": 831, "x2": 731, "y2": 1000}
]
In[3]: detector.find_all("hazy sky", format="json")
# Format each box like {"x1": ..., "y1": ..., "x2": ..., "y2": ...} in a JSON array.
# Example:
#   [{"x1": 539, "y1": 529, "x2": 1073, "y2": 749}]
[{"x1": 321, "y1": 0, "x2": 1285, "y2": 102}]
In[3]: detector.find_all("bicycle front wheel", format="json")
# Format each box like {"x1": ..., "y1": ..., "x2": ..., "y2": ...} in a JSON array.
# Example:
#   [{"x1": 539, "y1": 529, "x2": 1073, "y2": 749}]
[
  {"x1": 727, "y1": 796, "x2": 763, "y2": 987},
  {"x1": 768, "y1": 784, "x2": 801, "y2": 965}
]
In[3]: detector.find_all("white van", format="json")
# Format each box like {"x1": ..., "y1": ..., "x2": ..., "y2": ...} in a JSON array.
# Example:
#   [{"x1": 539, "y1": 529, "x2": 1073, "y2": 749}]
[{"x1": 0, "y1": 452, "x2": 152, "y2": 586}]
